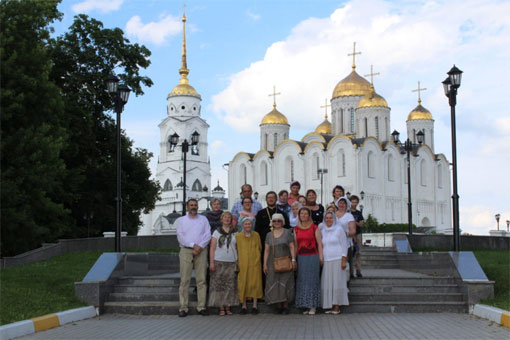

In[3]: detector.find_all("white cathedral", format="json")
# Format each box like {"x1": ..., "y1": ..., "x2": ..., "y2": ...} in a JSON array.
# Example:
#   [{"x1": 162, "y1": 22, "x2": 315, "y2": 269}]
[
  {"x1": 139, "y1": 13, "x2": 224, "y2": 235},
  {"x1": 228, "y1": 47, "x2": 452, "y2": 234}
]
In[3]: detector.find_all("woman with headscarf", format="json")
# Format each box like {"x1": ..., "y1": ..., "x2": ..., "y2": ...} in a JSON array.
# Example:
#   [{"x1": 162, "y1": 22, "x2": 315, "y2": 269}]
[
  {"x1": 320, "y1": 211, "x2": 349, "y2": 314},
  {"x1": 294, "y1": 207, "x2": 324, "y2": 315},
  {"x1": 236, "y1": 217, "x2": 263, "y2": 314},
  {"x1": 289, "y1": 201, "x2": 301, "y2": 228},
  {"x1": 235, "y1": 196, "x2": 256, "y2": 231},
  {"x1": 208, "y1": 212, "x2": 238, "y2": 315},
  {"x1": 335, "y1": 196, "x2": 356, "y2": 279},
  {"x1": 263, "y1": 213, "x2": 296, "y2": 314},
  {"x1": 205, "y1": 198, "x2": 223, "y2": 234}
]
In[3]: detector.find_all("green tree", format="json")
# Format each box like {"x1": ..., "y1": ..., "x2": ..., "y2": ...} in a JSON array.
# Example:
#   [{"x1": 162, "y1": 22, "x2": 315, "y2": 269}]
[
  {"x1": 0, "y1": 0, "x2": 70, "y2": 256},
  {"x1": 48, "y1": 14, "x2": 158, "y2": 237}
]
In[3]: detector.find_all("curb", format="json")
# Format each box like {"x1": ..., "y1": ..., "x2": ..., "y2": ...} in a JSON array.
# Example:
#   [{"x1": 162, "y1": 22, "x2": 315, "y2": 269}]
[
  {"x1": 472, "y1": 304, "x2": 510, "y2": 328},
  {"x1": 0, "y1": 306, "x2": 97, "y2": 340}
]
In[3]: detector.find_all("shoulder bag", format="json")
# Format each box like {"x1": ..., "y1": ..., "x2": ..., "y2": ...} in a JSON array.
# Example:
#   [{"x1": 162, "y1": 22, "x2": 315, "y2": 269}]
[{"x1": 272, "y1": 231, "x2": 293, "y2": 272}]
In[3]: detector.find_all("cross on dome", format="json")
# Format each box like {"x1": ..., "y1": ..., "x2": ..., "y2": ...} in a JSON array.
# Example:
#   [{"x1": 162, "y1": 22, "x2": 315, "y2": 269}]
[
  {"x1": 412, "y1": 81, "x2": 427, "y2": 105},
  {"x1": 268, "y1": 86, "x2": 281, "y2": 108},
  {"x1": 320, "y1": 98, "x2": 331, "y2": 119},
  {"x1": 364, "y1": 65, "x2": 380, "y2": 85},
  {"x1": 348, "y1": 42, "x2": 362, "y2": 70}
]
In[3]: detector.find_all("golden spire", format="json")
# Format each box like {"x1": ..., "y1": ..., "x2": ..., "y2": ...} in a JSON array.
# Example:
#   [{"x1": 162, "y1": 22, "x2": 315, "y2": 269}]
[
  {"x1": 268, "y1": 86, "x2": 281, "y2": 108},
  {"x1": 412, "y1": 81, "x2": 427, "y2": 105},
  {"x1": 320, "y1": 98, "x2": 331, "y2": 120},
  {"x1": 348, "y1": 42, "x2": 361, "y2": 70},
  {"x1": 178, "y1": 4, "x2": 190, "y2": 85},
  {"x1": 364, "y1": 65, "x2": 380, "y2": 85}
]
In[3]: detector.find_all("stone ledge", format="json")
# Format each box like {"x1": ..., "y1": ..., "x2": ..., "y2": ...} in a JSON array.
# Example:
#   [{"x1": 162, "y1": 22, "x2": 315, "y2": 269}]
[{"x1": 472, "y1": 304, "x2": 510, "y2": 328}]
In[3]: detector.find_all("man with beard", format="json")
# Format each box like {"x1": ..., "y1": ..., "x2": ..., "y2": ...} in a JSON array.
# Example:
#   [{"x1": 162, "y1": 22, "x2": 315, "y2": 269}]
[{"x1": 176, "y1": 199, "x2": 212, "y2": 317}]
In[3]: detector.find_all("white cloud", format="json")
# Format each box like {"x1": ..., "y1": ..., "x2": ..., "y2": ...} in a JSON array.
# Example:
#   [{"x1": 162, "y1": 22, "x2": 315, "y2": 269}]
[
  {"x1": 125, "y1": 15, "x2": 181, "y2": 45},
  {"x1": 246, "y1": 10, "x2": 261, "y2": 21},
  {"x1": 72, "y1": 0, "x2": 123, "y2": 13},
  {"x1": 460, "y1": 205, "x2": 510, "y2": 235},
  {"x1": 210, "y1": 140, "x2": 226, "y2": 156}
]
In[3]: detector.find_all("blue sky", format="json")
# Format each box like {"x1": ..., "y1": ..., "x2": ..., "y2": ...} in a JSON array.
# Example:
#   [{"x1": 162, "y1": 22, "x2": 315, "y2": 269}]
[{"x1": 58, "y1": 0, "x2": 510, "y2": 235}]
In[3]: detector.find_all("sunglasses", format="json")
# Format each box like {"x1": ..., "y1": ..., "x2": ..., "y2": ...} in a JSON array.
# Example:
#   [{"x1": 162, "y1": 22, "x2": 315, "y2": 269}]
[{"x1": 272, "y1": 220, "x2": 283, "y2": 223}]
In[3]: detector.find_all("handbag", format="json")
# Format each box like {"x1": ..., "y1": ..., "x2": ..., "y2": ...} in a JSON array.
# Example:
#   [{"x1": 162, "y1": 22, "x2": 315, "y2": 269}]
[{"x1": 272, "y1": 231, "x2": 293, "y2": 273}]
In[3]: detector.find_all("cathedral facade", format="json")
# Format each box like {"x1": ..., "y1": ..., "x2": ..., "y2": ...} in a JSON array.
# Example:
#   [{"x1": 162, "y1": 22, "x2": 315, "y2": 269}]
[
  {"x1": 139, "y1": 13, "x2": 217, "y2": 235},
  {"x1": 228, "y1": 54, "x2": 452, "y2": 233}
]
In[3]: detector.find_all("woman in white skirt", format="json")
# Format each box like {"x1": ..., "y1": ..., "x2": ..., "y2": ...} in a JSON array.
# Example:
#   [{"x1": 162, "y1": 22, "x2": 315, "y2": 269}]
[{"x1": 320, "y1": 211, "x2": 349, "y2": 314}]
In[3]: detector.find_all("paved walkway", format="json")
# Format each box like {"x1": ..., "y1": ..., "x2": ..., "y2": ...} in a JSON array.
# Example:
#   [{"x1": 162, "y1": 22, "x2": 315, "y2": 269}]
[{"x1": 20, "y1": 313, "x2": 509, "y2": 339}]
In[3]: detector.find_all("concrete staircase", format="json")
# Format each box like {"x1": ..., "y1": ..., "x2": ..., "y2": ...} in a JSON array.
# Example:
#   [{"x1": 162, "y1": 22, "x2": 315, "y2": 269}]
[{"x1": 103, "y1": 247, "x2": 468, "y2": 315}]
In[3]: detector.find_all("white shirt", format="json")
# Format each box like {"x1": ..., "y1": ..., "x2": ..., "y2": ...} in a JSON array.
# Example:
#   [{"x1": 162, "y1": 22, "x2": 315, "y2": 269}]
[
  {"x1": 212, "y1": 230, "x2": 237, "y2": 262},
  {"x1": 336, "y1": 212, "x2": 355, "y2": 247},
  {"x1": 176, "y1": 214, "x2": 211, "y2": 249},
  {"x1": 320, "y1": 223, "x2": 348, "y2": 261},
  {"x1": 289, "y1": 213, "x2": 299, "y2": 228}
]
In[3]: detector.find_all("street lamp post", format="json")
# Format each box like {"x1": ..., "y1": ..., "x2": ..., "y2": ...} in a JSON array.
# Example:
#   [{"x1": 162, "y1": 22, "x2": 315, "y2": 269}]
[
  {"x1": 392, "y1": 129, "x2": 424, "y2": 235},
  {"x1": 495, "y1": 213, "x2": 501, "y2": 231},
  {"x1": 506, "y1": 220, "x2": 509, "y2": 232},
  {"x1": 107, "y1": 74, "x2": 130, "y2": 252},
  {"x1": 317, "y1": 168, "x2": 328, "y2": 205},
  {"x1": 169, "y1": 131, "x2": 200, "y2": 216},
  {"x1": 442, "y1": 65, "x2": 463, "y2": 252}
]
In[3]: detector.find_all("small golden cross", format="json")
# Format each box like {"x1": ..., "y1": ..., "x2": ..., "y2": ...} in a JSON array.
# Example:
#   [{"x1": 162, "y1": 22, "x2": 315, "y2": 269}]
[
  {"x1": 320, "y1": 98, "x2": 331, "y2": 119},
  {"x1": 364, "y1": 65, "x2": 380, "y2": 85},
  {"x1": 412, "y1": 81, "x2": 427, "y2": 105},
  {"x1": 268, "y1": 86, "x2": 281, "y2": 108},
  {"x1": 348, "y1": 42, "x2": 362, "y2": 70}
]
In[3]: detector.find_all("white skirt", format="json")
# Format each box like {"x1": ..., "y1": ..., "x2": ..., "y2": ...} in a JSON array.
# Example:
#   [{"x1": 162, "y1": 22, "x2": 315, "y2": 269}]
[{"x1": 321, "y1": 259, "x2": 349, "y2": 308}]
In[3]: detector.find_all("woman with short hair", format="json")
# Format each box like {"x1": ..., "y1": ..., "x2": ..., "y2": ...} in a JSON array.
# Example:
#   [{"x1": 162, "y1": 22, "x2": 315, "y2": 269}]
[
  {"x1": 289, "y1": 201, "x2": 301, "y2": 228},
  {"x1": 206, "y1": 198, "x2": 223, "y2": 234},
  {"x1": 305, "y1": 189, "x2": 324, "y2": 225},
  {"x1": 294, "y1": 207, "x2": 324, "y2": 315},
  {"x1": 263, "y1": 213, "x2": 296, "y2": 314},
  {"x1": 331, "y1": 185, "x2": 345, "y2": 206},
  {"x1": 208, "y1": 212, "x2": 238, "y2": 315},
  {"x1": 235, "y1": 196, "x2": 256, "y2": 231},
  {"x1": 320, "y1": 211, "x2": 349, "y2": 314}
]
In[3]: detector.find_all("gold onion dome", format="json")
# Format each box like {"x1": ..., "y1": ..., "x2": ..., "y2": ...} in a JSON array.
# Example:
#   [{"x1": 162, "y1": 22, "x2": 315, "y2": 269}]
[
  {"x1": 407, "y1": 104, "x2": 433, "y2": 121},
  {"x1": 357, "y1": 85, "x2": 389, "y2": 109},
  {"x1": 332, "y1": 70, "x2": 372, "y2": 98},
  {"x1": 169, "y1": 83, "x2": 200, "y2": 97},
  {"x1": 261, "y1": 107, "x2": 289, "y2": 125},
  {"x1": 315, "y1": 109, "x2": 332, "y2": 134}
]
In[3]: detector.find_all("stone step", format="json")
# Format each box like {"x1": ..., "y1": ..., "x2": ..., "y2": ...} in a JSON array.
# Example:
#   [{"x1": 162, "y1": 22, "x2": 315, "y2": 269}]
[
  {"x1": 113, "y1": 284, "x2": 190, "y2": 294},
  {"x1": 360, "y1": 260, "x2": 399, "y2": 265},
  {"x1": 348, "y1": 292, "x2": 465, "y2": 302},
  {"x1": 361, "y1": 247, "x2": 394, "y2": 251},
  {"x1": 360, "y1": 264, "x2": 400, "y2": 269},
  {"x1": 103, "y1": 300, "x2": 467, "y2": 315},
  {"x1": 108, "y1": 292, "x2": 196, "y2": 302},
  {"x1": 360, "y1": 255, "x2": 398, "y2": 260},
  {"x1": 118, "y1": 277, "x2": 195, "y2": 286},
  {"x1": 349, "y1": 277, "x2": 458, "y2": 285},
  {"x1": 349, "y1": 284, "x2": 461, "y2": 294}
]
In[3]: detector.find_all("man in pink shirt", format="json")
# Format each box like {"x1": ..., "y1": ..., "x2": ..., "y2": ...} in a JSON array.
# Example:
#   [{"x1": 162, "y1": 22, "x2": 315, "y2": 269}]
[{"x1": 176, "y1": 199, "x2": 212, "y2": 317}]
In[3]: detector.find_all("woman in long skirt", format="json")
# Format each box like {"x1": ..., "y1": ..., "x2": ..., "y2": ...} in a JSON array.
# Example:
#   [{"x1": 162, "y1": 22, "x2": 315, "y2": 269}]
[
  {"x1": 320, "y1": 211, "x2": 349, "y2": 314},
  {"x1": 294, "y1": 207, "x2": 323, "y2": 315},
  {"x1": 209, "y1": 212, "x2": 238, "y2": 315}
]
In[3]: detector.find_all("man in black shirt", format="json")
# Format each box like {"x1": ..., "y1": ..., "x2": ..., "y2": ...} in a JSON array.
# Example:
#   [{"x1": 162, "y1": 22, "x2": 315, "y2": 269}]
[{"x1": 350, "y1": 195, "x2": 364, "y2": 278}]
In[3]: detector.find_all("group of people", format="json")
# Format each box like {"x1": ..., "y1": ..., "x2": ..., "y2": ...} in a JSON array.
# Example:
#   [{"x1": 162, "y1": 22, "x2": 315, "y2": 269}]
[{"x1": 175, "y1": 181, "x2": 364, "y2": 317}]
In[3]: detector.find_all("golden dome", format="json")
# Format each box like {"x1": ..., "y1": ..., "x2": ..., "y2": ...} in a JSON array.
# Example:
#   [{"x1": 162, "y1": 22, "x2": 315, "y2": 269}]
[
  {"x1": 261, "y1": 107, "x2": 289, "y2": 125},
  {"x1": 315, "y1": 118, "x2": 332, "y2": 134},
  {"x1": 332, "y1": 70, "x2": 372, "y2": 98},
  {"x1": 407, "y1": 103, "x2": 433, "y2": 121},
  {"x1": 357, "y1": 85, "x2": 389, "y2": 109},
  {"x1": 169, "y1": 82, "x2": 200, "y2": 98}
]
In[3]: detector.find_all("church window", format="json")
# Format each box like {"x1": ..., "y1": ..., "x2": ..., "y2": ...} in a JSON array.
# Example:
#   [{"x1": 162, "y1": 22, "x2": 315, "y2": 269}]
[
  {"x1": 385, "y1": 117, "x2": 388, "y2": 138},
  {"x1": 291, "y1": 160, "x2": 294, "y2": 181},
  {"x1": 264, "y1": 134, "x2": 268, "y2": 150},
  {"x1": 375, "y1": 117, "x2": 380, "y2": 140},
  {"x1": 181, "y1": 105, "x2": 186, "y2": 110},
  {"x1": 193, "y1": 106, "x2": 197, "y2": 111},
  {"x1": 274, "y1": 133, "x2": 278, "y2": 149},
  {"x1": 350, "y1": 109, "x2": 355, "y2": 133},
  {"x1": 192, "y1": 179, "x2": 202, "y2": 192},
  {"x1": 367, "y1": 151, "x2": 375, "y2": 178},
  {"x1": 421, "y1": 129, "x2": 426, "y2": 144},
  {"x1": 163, "y1": 179, "x2": 173, "y2": 191},
  {"x1": 413, "y1": 129, "x2": 416, "y2": 144},
  {"x1": 284, "y1": 133, "x2": 287, "y2": 140},
  {"x1": 437, "y1": 164, "x2": 443, "y2": 188},
  {"x1": 337, "y1": 150, "x2": 345, "y2": 177},
  {"x1": 420, "y1": 160, "x2": 427, "y2": 186},
  {"x1": 364, "y1": 117, "x2": 368, "y2": 137},
  {"x1": 261, "y1": 162, "x2": 268, "y2": 186},
  {"x1": 387, "y1": 154, "x2": 394, "y2": 181},
  {"x1": 340, "y1": 108, "x2": 344, "y2": 133},
  {"x1": 240, "y1": 164, "x2": 247, "y2": 185},
  {"x1": 313, "y1": 154, "x2": 320, "y2": 180},
  {"x1": 170, "y1": 107, "x2": 174, "y2": 111},
  {"x1": 285, "y1": 157, "x2": 294, "y2": 182}
]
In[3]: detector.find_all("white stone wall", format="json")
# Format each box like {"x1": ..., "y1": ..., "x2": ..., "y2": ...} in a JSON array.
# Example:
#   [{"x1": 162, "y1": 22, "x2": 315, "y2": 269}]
[
  {"x1": 407, "y1": 119, "x2": 435, "y2": 152},
  {"x1": 355, "y1": 106, "x2": 391, "y2": 141},
  {"x1": 331, "y1": 96, "x2": 362, "y2": 135},
  {"x1": 260, "y1": 123, "x2": 290, "y2": 152}
]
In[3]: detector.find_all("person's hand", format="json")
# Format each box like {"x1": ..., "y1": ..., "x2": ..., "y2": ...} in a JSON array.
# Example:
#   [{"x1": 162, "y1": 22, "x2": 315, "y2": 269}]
[
  {"x1": 320, "y1": 256, "x2": 324, "y2": 266},
  {"x1": 263, "y1": 264, "x2": 268, "y2": 275},
  {"x1": 341, "y1": 258, "x2": 347, "y2": 270},
  {"x1": 210, "y1": 262, "x2": 215, "y2": 272},
  {"x1": 193, "y1": 244, "x2": 202, "y2": 254},
  {"x1": 292, "y1": 261, "x2": 297, "y2": 271}
]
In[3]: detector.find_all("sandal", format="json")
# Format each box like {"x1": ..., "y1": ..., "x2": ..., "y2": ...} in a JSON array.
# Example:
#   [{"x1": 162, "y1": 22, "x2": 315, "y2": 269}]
[
  {"x1": 225, "y1": 308, "x2": 233, "y2": 315},
  {"x1": 240, "y1": 308, "x2": 248, "y2": 315},
  {"x1": 219, "y1": 309, "x2": 226, "y2": 316}
]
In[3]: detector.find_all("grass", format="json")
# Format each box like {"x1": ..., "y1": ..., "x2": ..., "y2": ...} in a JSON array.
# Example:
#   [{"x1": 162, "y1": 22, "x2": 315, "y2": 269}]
[
  {"x1": 414, "y1": 248, "x2": 509, "y2": 311},
  {"x1": 0, "y1": 248, "x2": 179, "y2": 325}
]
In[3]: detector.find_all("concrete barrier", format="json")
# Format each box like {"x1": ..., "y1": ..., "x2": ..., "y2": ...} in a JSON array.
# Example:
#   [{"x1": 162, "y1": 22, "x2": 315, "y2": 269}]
[{"x1": 472, "y1": 304, "x2": 510, "y2": 328}]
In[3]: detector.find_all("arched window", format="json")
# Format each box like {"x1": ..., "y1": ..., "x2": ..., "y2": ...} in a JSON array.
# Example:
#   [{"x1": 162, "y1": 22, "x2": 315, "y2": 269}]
[
  {"x1": 413, "y1": 129, "x2": 416, "y2": 144},
  {"x1": 312, "y1": 153, "x2": 320, "y2": 180},
  {"x1": 264, "y1": 134, "x2": 268, "y2": 150},
  {"x1": 385, "y1": 117, "x2": 388, "y2": 139},
  {"x1": 367, "y1": 151, "x2": 375, "y2": 178},
  {"x1": 261, "y1": 162, "x2": 268, "y2": 186},
  {"x1": 340, "y1": 108, "x2": 344, "y2": 133},
  {"x1": 240, "y1": 164, "x2": 247, "y2": 185},
  {"x1": 375, "y1": 117, "x2": 379, "y2": 140},
  {"x1": 420, "y1": 160, "x2": 427, "y2": 186},
  {"x1": 437, "y1": 164, "x2": 443, "y2": 188},
  {"x1": 192, "y1": 179, "x2": 202, "y2": 192},
  {"x1": 337, "y1": 150, "x2": 345, "y2": 177},
  {"x1": 350, "y1": 108, "x2": 355, "y2": 133},
  {"x1": 273, "y1": 133, "x2": 278, "y2": 149},
  {"x1": 364, "y1": 117, "x2": 368, "y2": 137},
  {"x1": 285, "y1": 157, "x2": 294, "y2": 182},
  {"x1": 387, "y1": 154, "x2": 394, "y2": 181},
  {"x1": 163, "y1": 179, "x2": 173, "y2": 191},
  {"x1": 421, "y1": 129, "x2": 426, "y2": 144}
]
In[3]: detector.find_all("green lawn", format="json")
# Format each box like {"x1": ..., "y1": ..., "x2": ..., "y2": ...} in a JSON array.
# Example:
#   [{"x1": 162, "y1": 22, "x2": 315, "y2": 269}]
[
  {"x1": 0, "y1": 249, "x2": 179, "y2": 325},
  {"x1": 473, "y1": 250, "x2": 510, "y2": 311}
]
